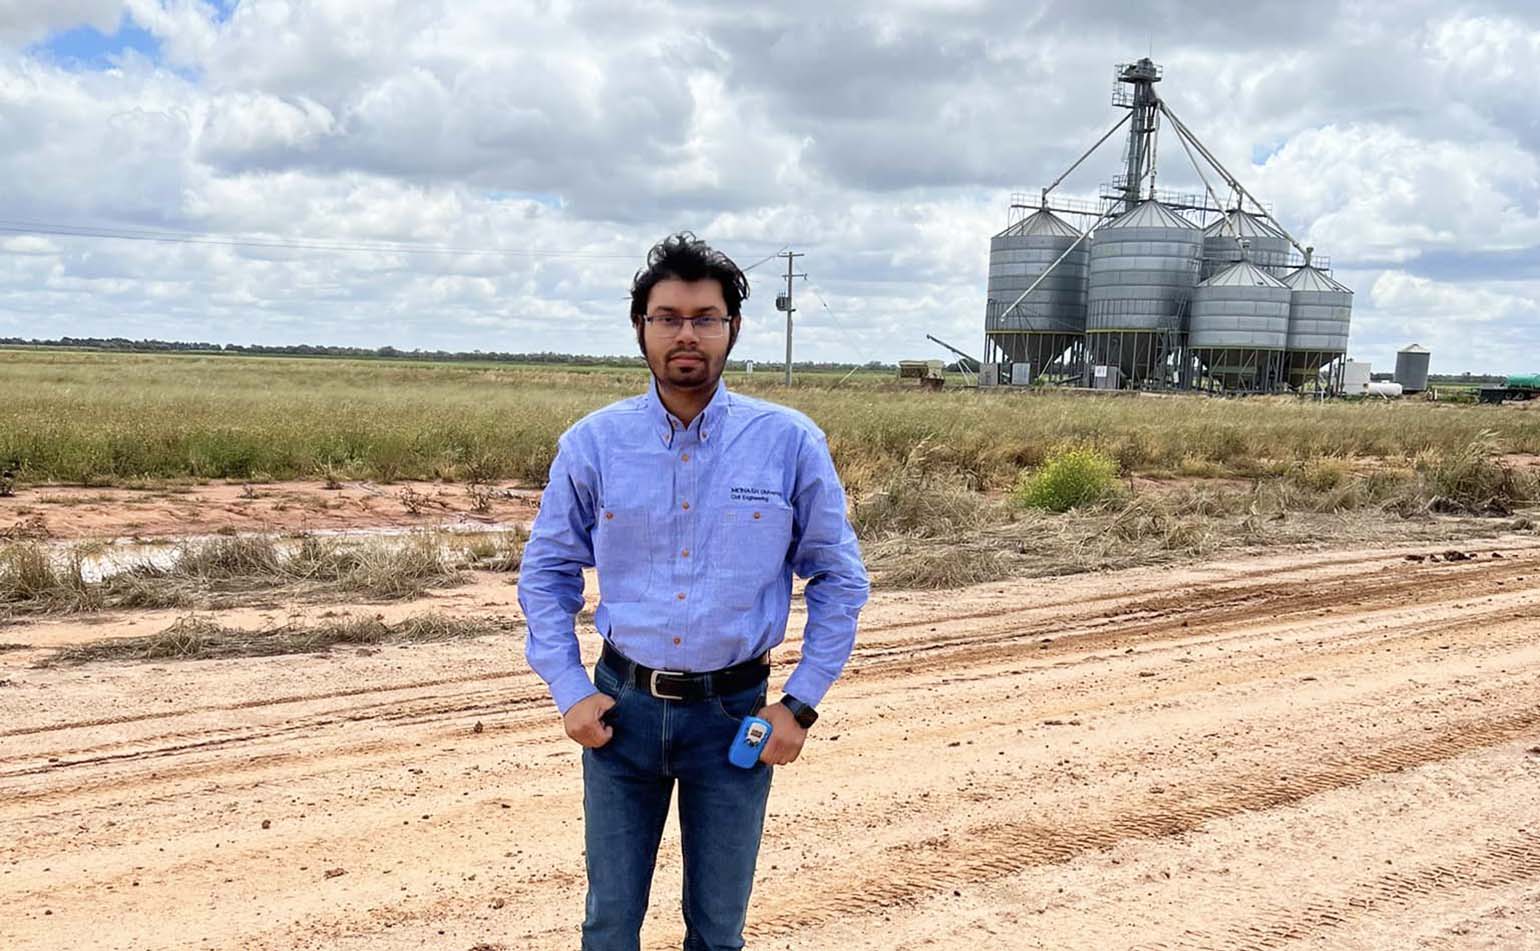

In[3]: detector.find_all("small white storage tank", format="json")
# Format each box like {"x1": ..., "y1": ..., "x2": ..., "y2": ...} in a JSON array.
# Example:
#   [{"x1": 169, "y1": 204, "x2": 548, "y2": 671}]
[{"x1": 1366, "y1": 380, "x2": 1404, "y2": 398}]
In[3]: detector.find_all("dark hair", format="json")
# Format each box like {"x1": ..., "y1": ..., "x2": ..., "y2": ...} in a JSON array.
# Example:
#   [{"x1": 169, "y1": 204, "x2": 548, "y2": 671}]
[{"x1": 629, "y1": 232, "x2": 749, "y2": 319}]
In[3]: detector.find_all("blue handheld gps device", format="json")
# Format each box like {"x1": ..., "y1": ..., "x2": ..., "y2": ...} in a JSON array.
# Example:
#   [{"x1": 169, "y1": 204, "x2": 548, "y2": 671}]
[{"x1": 729, "y1": 715, "x2": 773, "y2": 769}]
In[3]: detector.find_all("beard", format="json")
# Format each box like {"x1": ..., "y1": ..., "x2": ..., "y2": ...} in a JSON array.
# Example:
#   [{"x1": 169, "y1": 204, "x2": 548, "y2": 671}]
[{"x1": 657, "y1": 345, "x2": 717, "y2": 390}]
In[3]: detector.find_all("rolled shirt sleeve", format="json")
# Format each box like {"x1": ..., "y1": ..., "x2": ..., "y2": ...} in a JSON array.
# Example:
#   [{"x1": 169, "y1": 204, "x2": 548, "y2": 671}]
[
  {"x1": 517, "y1": 437, "x2": 601, "y2": 716},
  {"x1": 783, "y1": 428, "x2": 869, "y2": 708}
]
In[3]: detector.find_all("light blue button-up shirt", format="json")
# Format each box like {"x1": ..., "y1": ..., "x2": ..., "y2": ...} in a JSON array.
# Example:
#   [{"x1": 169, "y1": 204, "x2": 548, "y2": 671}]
[{"x1": 518, "y1": 377, "x2": 869, "y2": 715}]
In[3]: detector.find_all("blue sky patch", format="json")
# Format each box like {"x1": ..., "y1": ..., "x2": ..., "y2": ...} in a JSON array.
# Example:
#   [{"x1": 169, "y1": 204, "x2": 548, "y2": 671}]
[
  {"x1": 36, "y1": 18, "x2": 162, "y2": 70},
  {"x1": 1250, "y1": 140, "x2": 1285, "y2": 166}
]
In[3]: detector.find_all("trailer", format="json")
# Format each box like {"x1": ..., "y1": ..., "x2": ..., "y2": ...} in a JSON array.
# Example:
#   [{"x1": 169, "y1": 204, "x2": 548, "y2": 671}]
[{"x1": 1478, "y1": 373, "x2": 1540, "y2": 404}]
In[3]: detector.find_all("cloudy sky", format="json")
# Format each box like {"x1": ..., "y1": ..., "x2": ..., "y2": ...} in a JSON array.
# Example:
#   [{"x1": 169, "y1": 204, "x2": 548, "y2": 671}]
[{"x1": 1, "y1": 1, "x2": 1537, "y2": 374}]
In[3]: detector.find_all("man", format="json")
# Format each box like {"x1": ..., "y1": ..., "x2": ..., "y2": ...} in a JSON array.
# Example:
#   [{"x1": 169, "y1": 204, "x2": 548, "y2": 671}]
[{"x1": 518, "y1": 232, "x2": 869, "y2": 950}]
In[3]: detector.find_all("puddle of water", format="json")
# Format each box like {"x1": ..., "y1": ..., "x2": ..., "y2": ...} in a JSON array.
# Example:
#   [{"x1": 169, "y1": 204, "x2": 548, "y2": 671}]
[{"x1": 42, "y1": 521, "x2": 526, "y2": 583}]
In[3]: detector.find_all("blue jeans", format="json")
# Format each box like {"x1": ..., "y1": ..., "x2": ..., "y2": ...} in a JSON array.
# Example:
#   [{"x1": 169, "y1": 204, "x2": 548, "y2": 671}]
[{"x1": 581, "y1": 657, "x2": 774, "y2": 951}]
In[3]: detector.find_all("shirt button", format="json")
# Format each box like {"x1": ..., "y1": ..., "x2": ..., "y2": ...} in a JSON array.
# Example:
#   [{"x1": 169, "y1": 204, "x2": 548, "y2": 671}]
[
  {"x1": 604, "y1": 511, "x2": 614, "y2": 520},
  {"x1": 673, "y1": 637, "x2": 682, "y2": 646},
  {"x1": 681, "y1": 549, "x2": 690, "y2": 558},
  {"x1": 681, "y1": 501, "x2": 690, "y2": 510},
  {"x1": 676, "y1": 592, "x2": 686, "y2": 600},
  {"x1": 680, "y1": 453, "x2": 690, "y2": 462},
  {"x1": 753, "y1": 511, "x2": 761, "y2": 520}
]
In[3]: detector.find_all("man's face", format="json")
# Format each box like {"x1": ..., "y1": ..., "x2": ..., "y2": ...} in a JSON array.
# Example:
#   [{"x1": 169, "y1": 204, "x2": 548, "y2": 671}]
[{"x1": 635, "y1": 278, "x2": 738, "y2": 392}]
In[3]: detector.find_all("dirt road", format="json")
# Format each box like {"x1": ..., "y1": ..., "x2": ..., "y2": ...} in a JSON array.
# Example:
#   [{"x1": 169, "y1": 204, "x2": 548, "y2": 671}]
[{"x1": 4, "y1": 536, "x2": 1539, "y2": 949}]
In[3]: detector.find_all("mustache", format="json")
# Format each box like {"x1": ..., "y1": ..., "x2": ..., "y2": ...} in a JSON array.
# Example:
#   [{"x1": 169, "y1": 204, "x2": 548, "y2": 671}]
[{"x1": 667, "y1": 347, "x2": 706, "y2": 360}]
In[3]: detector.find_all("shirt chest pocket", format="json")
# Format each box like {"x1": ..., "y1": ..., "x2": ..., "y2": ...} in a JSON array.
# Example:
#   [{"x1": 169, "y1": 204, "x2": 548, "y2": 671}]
[
  {"x1": 594, "y1": 505, "x2": 652, "y2": 603},
  {"x1": 716, "y1": 502, "x2": 794, "y2": 610}
]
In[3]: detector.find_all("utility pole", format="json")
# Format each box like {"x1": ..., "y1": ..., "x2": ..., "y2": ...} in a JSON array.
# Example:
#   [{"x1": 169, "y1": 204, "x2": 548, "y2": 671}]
[{"x1": 775, "y1": 251, "x2": 805, "y2": 385}]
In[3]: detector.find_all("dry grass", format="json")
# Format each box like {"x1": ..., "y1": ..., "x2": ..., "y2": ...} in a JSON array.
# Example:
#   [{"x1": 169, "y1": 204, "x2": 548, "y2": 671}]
[
  {"x1": 861, "y1": 542, "x2": 1014, "y2": 589},
  {"x1": 44, "y1": 611, "x2": 511, "y2": 665},
  {"x1": 0, "y1": 532, "x2": 469, "y2": 616},
  {"x1": 861, "y1": 448, "x2": 1538, "y2": 590},
  {"x1": 451, "y1": 529, "x2": 526, "y2": 572},
  {"x1": 5, "y1": 349, "x2": 1540, "y2": 489},
  {"x1": 850, "y1": 442, "x2": 990, "y2": 541}
]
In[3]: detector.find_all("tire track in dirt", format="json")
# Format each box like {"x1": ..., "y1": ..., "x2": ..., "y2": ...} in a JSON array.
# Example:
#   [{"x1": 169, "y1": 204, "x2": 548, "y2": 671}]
[
  {"x1": 1136, "y1": 834, "x2": 1540, "y2": 950},
  {"x1": 745, "y1": 706, "x2": 1540, "y2": 939},
  {"x1": 850, "y1": 541, "x2": 1537, "y2": 641},
  {"x1": 8, "y1": 555, "x2": 1535, "y2": 809},
  {"x1": 0, "y1": 668, "x2": 526, "y2": 738},
  {"x1": 13, "y1": 543, "x2": 1528, "y2": 743},
  {"x1": 843, "y1": 558, "x2": 1540, "y2": 687}
]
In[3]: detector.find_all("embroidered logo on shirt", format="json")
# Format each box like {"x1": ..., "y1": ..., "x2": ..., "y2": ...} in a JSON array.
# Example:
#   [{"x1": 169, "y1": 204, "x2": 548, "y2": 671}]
[{"x1": 729, "y1": 486, "x2": 781, "y2": 503}]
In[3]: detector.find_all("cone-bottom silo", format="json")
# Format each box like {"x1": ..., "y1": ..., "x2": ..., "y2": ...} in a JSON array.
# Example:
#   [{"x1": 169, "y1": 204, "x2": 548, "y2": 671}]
[
  {"x1": 1201, "y1": 210, "x2": 1295, "y2": 280},
  {"x1": 1188, "y1": 261, "x2": 1292, "y2": 392},
  {"x1": 1281, "y1": 264, "x2": 1353, "y2": 393},
  {"x1": 1085, "y1": 199, "x2": 1202, "y2": 386},
  {"x1": 984, "y1": 209, "x2": 1088, "y2": 381}
]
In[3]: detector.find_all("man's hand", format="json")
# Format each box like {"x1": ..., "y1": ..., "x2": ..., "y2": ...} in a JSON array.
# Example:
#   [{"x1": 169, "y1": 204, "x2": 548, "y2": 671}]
[
  {"x1": 563, "y1": 692, "x2": 617, "y2": 748},
  {"x1": 755, "y1": 702, "x2": 808, "y2": 765}
]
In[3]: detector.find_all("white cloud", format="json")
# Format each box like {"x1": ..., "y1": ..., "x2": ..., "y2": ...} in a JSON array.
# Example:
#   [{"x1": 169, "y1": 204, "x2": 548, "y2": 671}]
[
  {"x1": 1250, "y1": 123, "x2": 1540, "y2": 265},
  {"x1": 0, "y1": 0, "x2": 122, "y2": 45},
  {"x1": 0, "y1": 0, "x2": 1535, "y2": 373}
]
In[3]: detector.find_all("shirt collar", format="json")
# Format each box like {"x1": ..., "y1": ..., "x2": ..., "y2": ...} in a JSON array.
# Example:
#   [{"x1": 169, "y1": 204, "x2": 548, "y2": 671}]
[{"x1": 645, "y1": 376, "x2": 731, "y2": 448}]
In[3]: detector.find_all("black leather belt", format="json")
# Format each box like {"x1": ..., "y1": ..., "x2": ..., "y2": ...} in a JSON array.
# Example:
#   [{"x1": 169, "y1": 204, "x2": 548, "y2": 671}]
[{"x1": 599, "y1": 641, "x2": 769, "y2": 702}]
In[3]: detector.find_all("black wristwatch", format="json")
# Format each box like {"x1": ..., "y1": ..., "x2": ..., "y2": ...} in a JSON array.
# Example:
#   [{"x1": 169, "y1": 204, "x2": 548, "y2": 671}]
[{"x1": 780, "y1": 694, "x2": 818, "y2": 729}]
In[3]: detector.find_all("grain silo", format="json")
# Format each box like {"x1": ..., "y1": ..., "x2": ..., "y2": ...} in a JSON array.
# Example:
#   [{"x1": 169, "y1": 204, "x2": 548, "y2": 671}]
[
  {"x1": 1188, "y1": 261, "x2": 1292, "y2": 392},
  {"x1": 983, "y1": 208, "x2": 1088, "y2": 380},
  {"x1": 1202, "y1": 210, "x2": 1294, "y2": 280},
  {"x1": 1394, "y1": 344, "x2": 1431, "y2": 392},
  {"x1": 1085, "y1": 199, "x2": 1202, "y2": 385},
  {"x1": 981, "y1": 57, "x2": 1354, "y2": 394},
  {"x1": 1281, "y1": 263, "x2": 1353, "y2": 393}
]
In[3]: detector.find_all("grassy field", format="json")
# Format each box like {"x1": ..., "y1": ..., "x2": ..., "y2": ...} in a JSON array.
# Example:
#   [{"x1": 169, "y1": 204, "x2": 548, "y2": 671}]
[{"x1": 4, "y1": 348, "x2": 1540, "y2": 495}]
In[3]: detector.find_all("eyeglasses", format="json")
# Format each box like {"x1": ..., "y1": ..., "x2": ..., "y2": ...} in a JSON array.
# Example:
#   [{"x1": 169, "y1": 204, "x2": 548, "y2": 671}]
[{"x1": 642, "y1": 315, "x2": 730, "y2": 338}]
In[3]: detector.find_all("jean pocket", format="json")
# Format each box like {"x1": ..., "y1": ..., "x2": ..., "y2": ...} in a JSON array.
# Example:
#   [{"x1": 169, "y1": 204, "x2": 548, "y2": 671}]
[
  {"x1": 594, "y1": 662, "x2": 628, "y2": 701},
  {"x1": 594, "y1": 505, "x2": 651, "y2": 603},
  {"x1": 713, "y1": 683, "x2": 768, "y2": 726}
]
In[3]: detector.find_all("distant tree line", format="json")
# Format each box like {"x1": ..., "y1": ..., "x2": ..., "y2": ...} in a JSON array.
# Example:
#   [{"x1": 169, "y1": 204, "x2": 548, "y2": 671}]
[
  {"x1": 0, "y1": 336, "x2": 898, "y2": 372},
  {"x1": 1428, "y1": 372, "x2": 1508, "y2": 386}
]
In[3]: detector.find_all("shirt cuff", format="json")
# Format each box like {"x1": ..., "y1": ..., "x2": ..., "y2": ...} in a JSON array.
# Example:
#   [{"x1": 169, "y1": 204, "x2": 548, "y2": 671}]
[
  {"x1": 550, "y1": 665, "x2": 599, "y2": 716},
  {"x1": 782, "y1": 665, "x2": 833, "y2": 709}
]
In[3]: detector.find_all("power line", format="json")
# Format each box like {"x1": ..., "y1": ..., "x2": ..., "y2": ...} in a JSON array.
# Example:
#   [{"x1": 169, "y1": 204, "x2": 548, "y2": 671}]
[
  {"x1": 0, "y1": 218, "x2": 640, "y2": 260},
  {"x1": 805, "y1": 281, "x2": 836, "y2": 318},
  {"x1": 739, "y1": 245, "x2": 788, "y2": 273},
  {"x1": 0, "y1": 218, "x2": 798, "y2": 277}
]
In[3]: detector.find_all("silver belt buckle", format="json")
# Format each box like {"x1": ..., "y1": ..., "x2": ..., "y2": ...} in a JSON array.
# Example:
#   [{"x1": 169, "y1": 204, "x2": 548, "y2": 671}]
[{"x1": 649, "y1": 669, "x2": 687, "y2": 701}]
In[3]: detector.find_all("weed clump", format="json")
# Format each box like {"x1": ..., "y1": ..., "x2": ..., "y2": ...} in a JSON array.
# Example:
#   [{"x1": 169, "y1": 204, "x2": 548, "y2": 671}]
[
  {"x1": 46, "y1": 611, "x2": 509, "y2": 665},
  {"x1": 870, "y1": 544, "x2": 1013, "y2": 590},
  {"x1": 851, "y1": 441, "x2": 993, "y2": 540},
  {"x1": 1014, "y1": 447, "x2": 1121, "y2": 512},
  {"x1": 0, "y1": 544, "x2": 98, "y2": 612},
  {"x1": 1416, "y1": 432, "x2": 1537, "y2": 515}
]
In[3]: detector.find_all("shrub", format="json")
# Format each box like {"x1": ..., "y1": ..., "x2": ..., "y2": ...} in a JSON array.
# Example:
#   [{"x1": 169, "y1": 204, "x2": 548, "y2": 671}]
[
  {"x1": 1289, "y1": 458, "x2": 1352, "y2": 493},
  {"x1": 1014, "y1": 447, "x2": 1121, "y2": 512}
]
